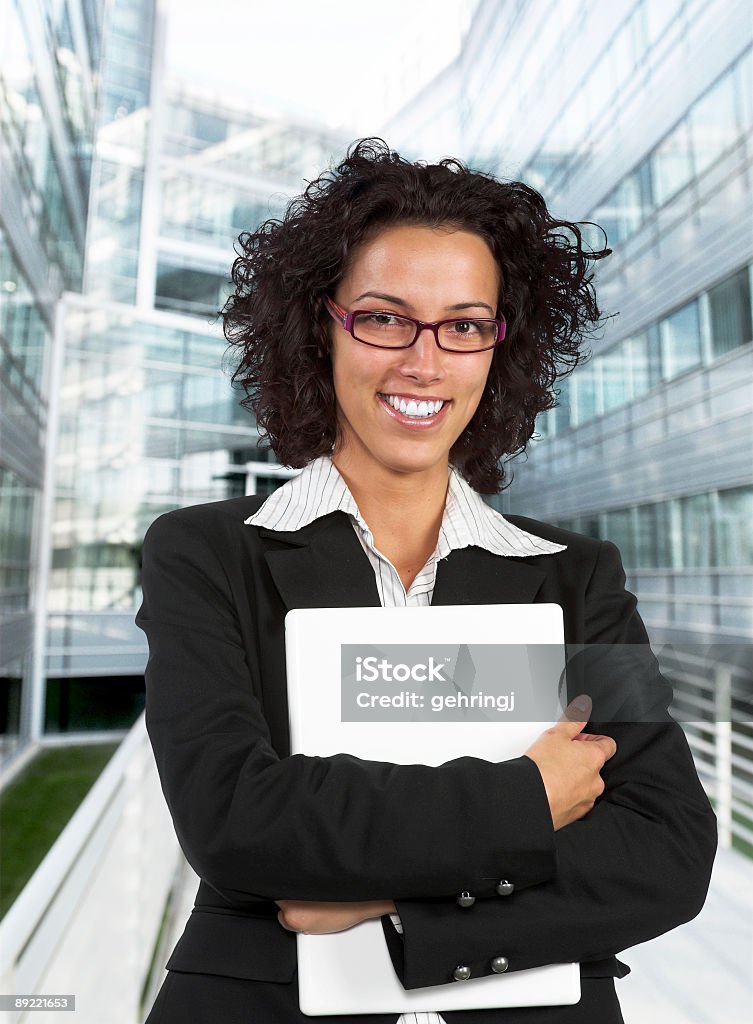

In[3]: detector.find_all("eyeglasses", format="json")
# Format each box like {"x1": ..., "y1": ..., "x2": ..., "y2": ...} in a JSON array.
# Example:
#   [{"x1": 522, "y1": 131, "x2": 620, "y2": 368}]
[{"x1": 324, "y1": 295, "x2": 506, "y2": 353}]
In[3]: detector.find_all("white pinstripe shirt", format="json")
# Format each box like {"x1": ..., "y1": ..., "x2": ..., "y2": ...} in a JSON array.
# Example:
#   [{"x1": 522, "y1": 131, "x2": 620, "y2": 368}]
[{"x1": 245, "y1": 456, "x2": 565, "y2": 1023}]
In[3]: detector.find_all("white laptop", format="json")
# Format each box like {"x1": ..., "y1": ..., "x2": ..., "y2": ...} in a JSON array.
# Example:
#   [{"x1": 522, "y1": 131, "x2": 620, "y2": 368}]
[{"x1": 285, "y1": 604, "x2": 580, "y2": 1016}]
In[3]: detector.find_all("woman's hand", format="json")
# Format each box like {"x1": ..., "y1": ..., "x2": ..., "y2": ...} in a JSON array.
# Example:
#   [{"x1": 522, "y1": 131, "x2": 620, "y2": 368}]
[
  {"x1": 524, "y1": 695, "x2": 617, "y2": 831},
  {"x1": 276, "y1": 899, "x2": 397, "y2": 934}
]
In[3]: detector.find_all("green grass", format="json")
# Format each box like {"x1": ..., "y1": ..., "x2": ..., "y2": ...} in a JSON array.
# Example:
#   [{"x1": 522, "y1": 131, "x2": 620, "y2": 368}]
[
  {"x1": 0, "y1": 743, "x2": 119, "y2": 918},
  {"x1": 731, "y1": 809, "x2": 753, "y2": 859}
]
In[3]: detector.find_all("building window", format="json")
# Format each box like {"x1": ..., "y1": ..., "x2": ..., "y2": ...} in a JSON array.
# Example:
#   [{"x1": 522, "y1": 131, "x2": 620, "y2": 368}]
[
  {"x1": 689, "y1": 67, "x2": 739, "y2": 178},
  {"x1": 0, "y1": 662, "x2": 23, "y2": 744},
  {"x1": 579, "y1": 516, "x2": 601, "y2": 540},
  {"x1": 708, "y1": 267, "x2": 752, "y2": 357},
  {"x1": 154, "y1": 262, "x2": 227, "y2": 317},
  {"x1": 570, "y1": 362, "x2": 600, "y2": 425},
  {"x1": 662, "y1": 300, "x2": 702, "y2": 380},
  {"x1": 601, "y1": 345, "x2": 629, "y2": 411},
  {"x1": 679, "y1": 493, "x2": 714, "y2": 567},
  {"x1": 626, "y1": 333, "x2": 650, "y2": 398},
  {"x1": 44, "y1": 677, "x2": 145, "y2": 733},
  {"x1": 716, "y1": 486, "x2": 753, "y2": 566},
  {"x1": 610, "y1": 164, "x2": 652, "y2": 242},
  {"x1": 0, "y1": 469, "x2": 35, "y2": 614},
  {"x1": 635, "y1": 503, "x2": 671, "y2": 569},
  {"x1": 604, "y1": 508, "x2": 635, "y2": 567},
  {"x1": 651, "y1": 119, "x2": 694, "y2": 206}
]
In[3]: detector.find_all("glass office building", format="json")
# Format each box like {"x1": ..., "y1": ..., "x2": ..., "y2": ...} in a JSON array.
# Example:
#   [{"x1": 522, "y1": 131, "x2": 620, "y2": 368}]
[
  {"x1": 48, "y1": 13, "x2": 347, "y2": 731},
  {"x1": 0, "y1": 0, "x2": 107, "y2": 763},
  {"x1": 389, "y1": 0, "x2": 753, "y2": 649},
  {"x1": 1, "y1": 0, "x2": 347, "y2": 762}
]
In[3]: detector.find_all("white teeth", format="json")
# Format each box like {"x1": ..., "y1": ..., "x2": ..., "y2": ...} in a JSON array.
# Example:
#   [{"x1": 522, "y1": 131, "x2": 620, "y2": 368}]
[{"x1": 382, "y1": 395, "x2": 445, "y2": 418}]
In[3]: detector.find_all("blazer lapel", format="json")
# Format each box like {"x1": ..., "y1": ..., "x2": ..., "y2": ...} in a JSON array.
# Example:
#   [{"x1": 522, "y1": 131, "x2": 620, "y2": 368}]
[
  {"x1": 259, "y1": 511, "x2": 381, "y2": 611},
  {"x1": 432, "y1": 546, "x2": 547, "y2": 606},
  {"x1": 258, "y1": 511, "x2": 548, "y2": 610}
]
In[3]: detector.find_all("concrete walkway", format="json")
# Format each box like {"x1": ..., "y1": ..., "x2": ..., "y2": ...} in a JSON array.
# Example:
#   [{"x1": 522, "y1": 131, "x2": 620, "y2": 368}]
[
  {"x1": 154, "y1": 847, "x2": 752, "y2": 1023},
  {"x1": 618, "y1": 845, "x2": 752, "y2": 1023}
]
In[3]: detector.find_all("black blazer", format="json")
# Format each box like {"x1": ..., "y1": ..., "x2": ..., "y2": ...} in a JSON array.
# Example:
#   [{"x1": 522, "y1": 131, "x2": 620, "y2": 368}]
[{"x1": 136, "y1": 494, "x2": 717, "y2": 1024}]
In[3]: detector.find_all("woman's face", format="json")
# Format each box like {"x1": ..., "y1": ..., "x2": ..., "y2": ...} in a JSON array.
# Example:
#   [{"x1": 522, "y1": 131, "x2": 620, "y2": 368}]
[{"x1": 329, "y1": 223, "x2": 499, "y2": 485}]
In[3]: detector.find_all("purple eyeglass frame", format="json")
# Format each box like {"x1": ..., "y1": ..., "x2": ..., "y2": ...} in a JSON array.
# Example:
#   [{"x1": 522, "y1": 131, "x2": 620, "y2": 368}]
[{"x1": 323, "y1": 295, "x2": 506, "y2": 353}]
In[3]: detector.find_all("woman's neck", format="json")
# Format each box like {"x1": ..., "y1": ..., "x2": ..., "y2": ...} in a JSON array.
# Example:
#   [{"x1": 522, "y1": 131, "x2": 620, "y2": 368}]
[{"x1": 332, "y1": 455, "x2": 449, "y2": 590}]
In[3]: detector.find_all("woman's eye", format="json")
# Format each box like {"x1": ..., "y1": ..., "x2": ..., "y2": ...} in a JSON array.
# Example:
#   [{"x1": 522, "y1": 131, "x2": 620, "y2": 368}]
[
  {"x1": 366, "y1": 313, "x2": 400, "y2": 326},
  {"x1": 450, "y1": 320, "x2": 481, "y2": 334}
]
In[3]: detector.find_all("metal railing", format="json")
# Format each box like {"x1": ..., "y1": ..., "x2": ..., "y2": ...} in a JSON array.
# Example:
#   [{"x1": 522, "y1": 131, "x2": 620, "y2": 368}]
[
  {"x1": 659, "y1": 646, "x2": 753, "y2": 850},
  {"x1": 0, "y1": 715, "x2": 181, "y2": 1024}
]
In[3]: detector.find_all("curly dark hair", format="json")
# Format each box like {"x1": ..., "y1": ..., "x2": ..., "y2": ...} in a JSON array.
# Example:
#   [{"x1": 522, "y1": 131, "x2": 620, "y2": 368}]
[{"x1": 221, "y1": 138, "x2": 610, "y2": 493}]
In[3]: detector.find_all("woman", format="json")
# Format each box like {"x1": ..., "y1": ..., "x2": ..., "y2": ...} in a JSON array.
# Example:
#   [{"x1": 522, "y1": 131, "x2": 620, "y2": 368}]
[{"x1": 136, "y1": 139, "x2": 716, "y2": 1023}]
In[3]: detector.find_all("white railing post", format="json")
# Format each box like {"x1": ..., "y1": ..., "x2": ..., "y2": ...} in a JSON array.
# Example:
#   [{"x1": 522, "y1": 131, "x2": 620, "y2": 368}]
[{"x1": 714, "y1": 665, "x2": 733, "y2": 849}]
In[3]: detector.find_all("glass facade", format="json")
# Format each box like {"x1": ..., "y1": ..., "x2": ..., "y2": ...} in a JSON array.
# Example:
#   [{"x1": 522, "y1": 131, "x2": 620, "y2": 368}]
[
  {"x1": 0, "y1": 468, "x2": 35, "y2": 616},
  {"x1": 84, "y1": 0, "x2": 155, "y2": 302},
  {"x1": 0, "y1": 0, "x2": 87, "y2": 293},
  {"x1": 49, "y1": 22, "x2": 349, "y2": 705},
  {"x1": 1, "y1": 0, "x2": 106, "y2": 763},
  {"x1": 149, "y1": 86, "x2": 342, "y2": 321},
  {"x1": 583, "y1": 48, "x2": 753, "y2": 248},
  {"x1": 52, "y1": 304, "x2": 253, "y2": 614},
  {"x1": 557, "y1": 485, "x2": 753, "y2": 572},
  {"x1": 540, "y1": 263, "x2": 752, "y2": 435},
  {"x1": 161, "y1": 91, "x2": 338, "y2": 184},
  {"x1": 555, "y1": 486, "x2": 753, "y2": 636},
  {"x1": 0, "y1": 225, "x2": 49, "y2": 435}
]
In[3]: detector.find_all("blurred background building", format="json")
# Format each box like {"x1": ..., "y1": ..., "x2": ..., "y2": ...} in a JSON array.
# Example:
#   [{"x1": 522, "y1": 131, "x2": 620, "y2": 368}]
[
  {"x1": 1, "y1": 0, "x2": 751, "y2": 1021},
  {"x1": 47, "y1": 42, "x2": 345, "y2": 734},
  {"x1": 2, "y1": 0, "x2": 347, "y2": 757},
  {"x1": 1, "y1": 0, "x2": 106, "y2": 764}
]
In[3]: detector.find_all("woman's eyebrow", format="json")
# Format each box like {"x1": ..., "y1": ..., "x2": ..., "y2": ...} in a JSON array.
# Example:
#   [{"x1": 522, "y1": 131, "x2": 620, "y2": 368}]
[
  {"x1": 354, "y1": 291, "x2": 408, "y2": 306},
  {"x1": 447, "y1": 301, "x2": 495, "y2": 314},
  {"x1": 354, "y1": 291, "x2": 495, "y2": 315}
]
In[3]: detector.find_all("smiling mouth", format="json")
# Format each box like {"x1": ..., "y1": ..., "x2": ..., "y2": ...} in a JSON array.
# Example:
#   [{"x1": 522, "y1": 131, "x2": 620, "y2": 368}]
[{"x1": 379, "y1": 394, "x2": 447, "y2": 419}]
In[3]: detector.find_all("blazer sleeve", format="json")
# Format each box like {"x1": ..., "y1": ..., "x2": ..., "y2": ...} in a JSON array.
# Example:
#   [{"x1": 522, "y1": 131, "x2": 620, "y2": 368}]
[
  {"x1": 136, "y1": 509, "x2": 556, "y2": 906},
  {"x1": 383, "y1": 540, "x2": 718, "y2": 989}
]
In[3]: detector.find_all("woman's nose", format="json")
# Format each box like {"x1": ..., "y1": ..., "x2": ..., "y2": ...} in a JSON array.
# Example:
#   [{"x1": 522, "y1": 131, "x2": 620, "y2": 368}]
[{"x1": 398, "y1": 326, "x2": 444, "y2": 380}]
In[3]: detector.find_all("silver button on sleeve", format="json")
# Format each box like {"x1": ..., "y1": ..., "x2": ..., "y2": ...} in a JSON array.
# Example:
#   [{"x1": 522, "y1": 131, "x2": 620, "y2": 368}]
[
  {"x1": 453, "y1": 965, "x2": 472, "y2": 981},
  {"x1": 496, "y1": 879, "x2": 514, "y2": 896},
  {"x1": 456, "y1": 891, "x2": 476, "y2": 908},
  {"x1": 491, "y1": 956, "x2": 509, "y2": 973}
]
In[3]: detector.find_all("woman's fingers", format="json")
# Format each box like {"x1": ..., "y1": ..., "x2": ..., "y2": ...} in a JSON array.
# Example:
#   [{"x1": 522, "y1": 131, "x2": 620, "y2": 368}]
[
  {"x1": 276, "y1": 899, "x2": 395, "y2": 934},
  {"x1": 524, "y1": 695, "x2": 617, "y2": 830}
]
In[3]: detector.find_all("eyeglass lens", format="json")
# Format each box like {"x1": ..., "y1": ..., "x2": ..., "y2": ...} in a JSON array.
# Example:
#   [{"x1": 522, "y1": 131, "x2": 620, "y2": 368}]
[{"x1": 352, "y1": 312, "x2": 497, "y2": 350}]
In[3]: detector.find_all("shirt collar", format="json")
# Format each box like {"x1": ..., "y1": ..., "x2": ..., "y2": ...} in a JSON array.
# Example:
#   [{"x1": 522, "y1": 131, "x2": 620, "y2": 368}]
[
  {"x1": 441, "y1": 467, "x2": 566, "y2": 557},
  {"x1": 244, "y1": 455, "x2": 565, "y2": 559}
]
